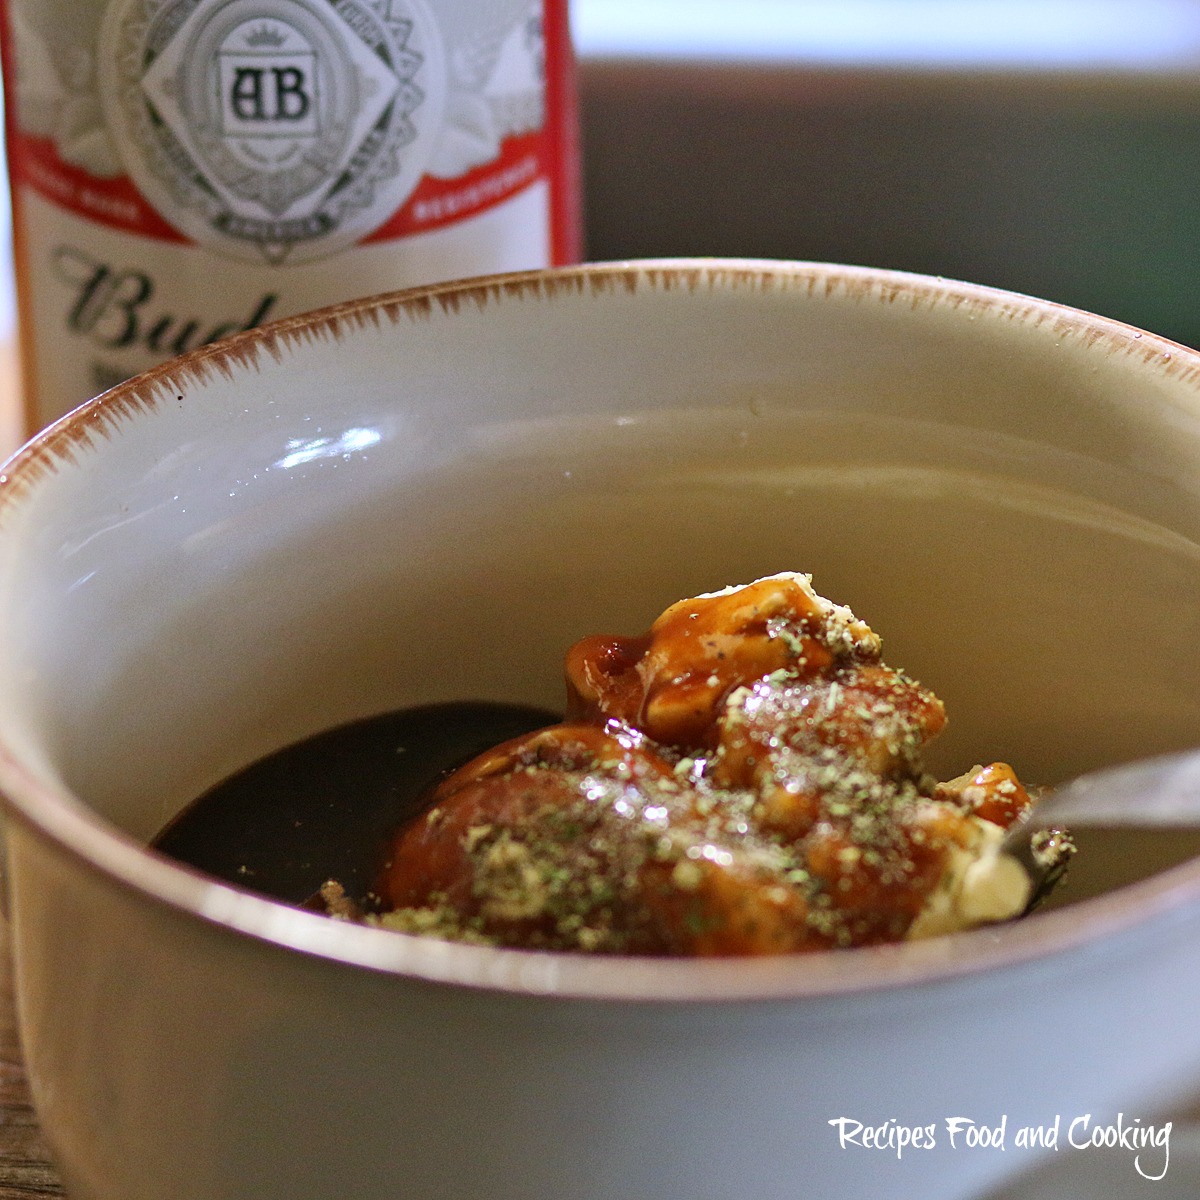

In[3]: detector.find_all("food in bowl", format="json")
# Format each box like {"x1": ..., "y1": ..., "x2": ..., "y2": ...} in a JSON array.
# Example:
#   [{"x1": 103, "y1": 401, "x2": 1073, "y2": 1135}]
[
  {"x1": 158, "y1": 572, "x2": 1072, "y2": 955},
  {"x1": 373, "y1": 572, "x2": 1067, "y2": 952}
]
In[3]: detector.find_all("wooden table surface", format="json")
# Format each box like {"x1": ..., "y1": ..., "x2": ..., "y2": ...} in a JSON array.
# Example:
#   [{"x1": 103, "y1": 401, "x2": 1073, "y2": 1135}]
[{"x1": 0, "y1": 923, "x2": 64, "y2": 1198}]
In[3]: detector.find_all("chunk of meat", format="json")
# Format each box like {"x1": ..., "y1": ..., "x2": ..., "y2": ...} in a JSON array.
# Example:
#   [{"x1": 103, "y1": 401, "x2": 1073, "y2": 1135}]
[{"x1": 375, "y1": 573, "x2": 1040, "y2": 954}]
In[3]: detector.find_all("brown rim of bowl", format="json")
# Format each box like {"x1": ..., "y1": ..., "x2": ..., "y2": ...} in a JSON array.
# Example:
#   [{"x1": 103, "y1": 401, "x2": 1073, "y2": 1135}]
[{"x1": 0, "y1": 257, "x2": 1198, "y2": 1004}]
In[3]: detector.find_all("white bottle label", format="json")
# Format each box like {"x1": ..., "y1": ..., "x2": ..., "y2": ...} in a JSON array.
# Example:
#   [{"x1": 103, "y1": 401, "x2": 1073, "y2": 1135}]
[
  {"x1": 2, "y1": 0, "x2": 579, "y2": 428},
  {"x1": 99, "y1": 0, "x2": 450, "y2": 264}
]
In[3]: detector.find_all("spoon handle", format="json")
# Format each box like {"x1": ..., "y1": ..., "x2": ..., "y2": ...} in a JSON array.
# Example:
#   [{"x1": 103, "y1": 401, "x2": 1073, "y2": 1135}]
[{"x1": 1023, "y1": 749, "x2": 1200, "y2": 830}]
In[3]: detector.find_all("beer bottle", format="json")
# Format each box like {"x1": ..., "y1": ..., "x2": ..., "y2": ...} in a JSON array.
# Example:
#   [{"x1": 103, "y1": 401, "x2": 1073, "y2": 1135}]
[{"x1": 0, "y1": 0, "x2": 581, "y2": 431}]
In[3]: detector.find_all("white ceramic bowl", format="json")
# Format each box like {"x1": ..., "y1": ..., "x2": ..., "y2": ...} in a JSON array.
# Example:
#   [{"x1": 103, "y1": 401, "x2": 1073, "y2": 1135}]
[{"x1": 1, "y1": 260, "x2": 1200, "y2": 1200}]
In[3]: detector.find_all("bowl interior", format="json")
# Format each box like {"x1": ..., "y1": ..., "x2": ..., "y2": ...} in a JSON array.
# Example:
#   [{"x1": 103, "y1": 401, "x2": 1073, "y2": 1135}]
[{"x1": 3, "y1": 261, "x2": 1200, "y2": 913}]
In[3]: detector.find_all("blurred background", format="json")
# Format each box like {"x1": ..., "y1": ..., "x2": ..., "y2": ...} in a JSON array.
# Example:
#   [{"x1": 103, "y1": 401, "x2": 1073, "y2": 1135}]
[
  {"x1": 5, "y1": 0, "x2": 1200, "y2": 346},
  {"x1": 575, "y1": 0, "x2": 1200, "y2": 349}
]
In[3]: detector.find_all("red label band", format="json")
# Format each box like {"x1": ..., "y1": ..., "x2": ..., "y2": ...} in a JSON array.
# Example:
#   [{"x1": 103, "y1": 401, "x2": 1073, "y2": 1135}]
[{"x1": 0, "y1": 0, "x2": 580, "y2": 263}]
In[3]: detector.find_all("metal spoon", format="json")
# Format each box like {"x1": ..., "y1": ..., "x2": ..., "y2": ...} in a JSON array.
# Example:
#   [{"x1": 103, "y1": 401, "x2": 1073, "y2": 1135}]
[
  {"x1": 1002, "y1": 749, "x2": 1200, "y2": 908},
  {"x1": 1013, "y1": 749, "x2": 1200, "y2": 833}
]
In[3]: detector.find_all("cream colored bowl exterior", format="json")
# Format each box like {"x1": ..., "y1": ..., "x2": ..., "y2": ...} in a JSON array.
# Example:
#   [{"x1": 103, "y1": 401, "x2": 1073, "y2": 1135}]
[{"x1": 1, "y1": 261, "x2": 1200, "y2": 1199}]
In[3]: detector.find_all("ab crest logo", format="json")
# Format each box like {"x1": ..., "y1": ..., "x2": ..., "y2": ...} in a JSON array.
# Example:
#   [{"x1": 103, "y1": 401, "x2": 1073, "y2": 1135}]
[{"x1": 99, "y1": 0, "x2": 448, "y2": 262}]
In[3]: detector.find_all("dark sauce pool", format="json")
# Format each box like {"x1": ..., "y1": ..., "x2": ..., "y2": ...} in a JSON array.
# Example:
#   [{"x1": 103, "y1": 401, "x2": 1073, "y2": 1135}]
[{"x1": 151, "y1": 701, "x2": 559, "y2": 906}]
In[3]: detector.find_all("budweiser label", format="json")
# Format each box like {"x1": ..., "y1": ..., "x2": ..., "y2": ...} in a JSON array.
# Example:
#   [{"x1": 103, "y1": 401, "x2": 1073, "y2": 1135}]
[{"x1": 1, "y1": 0, "x2": 579, "y2": 429}]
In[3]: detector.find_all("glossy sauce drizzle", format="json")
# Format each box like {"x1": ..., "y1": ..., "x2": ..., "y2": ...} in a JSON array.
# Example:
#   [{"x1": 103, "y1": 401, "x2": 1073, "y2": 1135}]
[{"x1": 154, "y1": 573, "x2": 1052, "y2": 955}]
